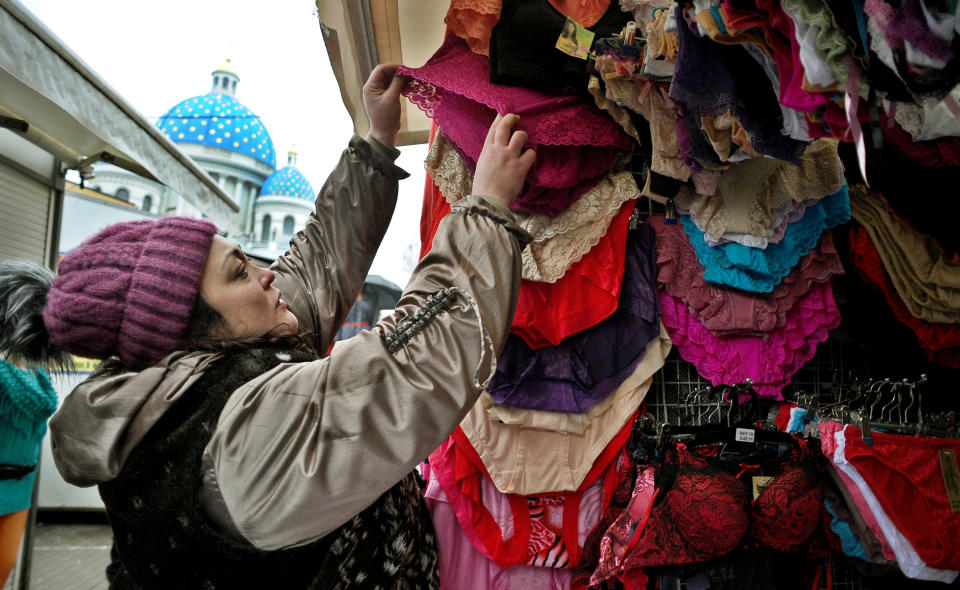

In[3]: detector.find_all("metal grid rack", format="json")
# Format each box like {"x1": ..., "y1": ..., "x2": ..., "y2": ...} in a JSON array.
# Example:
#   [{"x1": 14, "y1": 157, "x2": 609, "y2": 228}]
[{"x1": 644, "y1": 338, "x2": 859, "y2": 426}]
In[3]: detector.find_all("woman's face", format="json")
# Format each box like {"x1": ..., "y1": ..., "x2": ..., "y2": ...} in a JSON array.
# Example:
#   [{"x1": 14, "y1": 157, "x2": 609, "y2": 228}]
[
  {"x1": 198, "y1": 235, "x2": 299, "y2": 339},
  {"x1": 564, "y1": 20, "x2": 576, "y2": 36}
]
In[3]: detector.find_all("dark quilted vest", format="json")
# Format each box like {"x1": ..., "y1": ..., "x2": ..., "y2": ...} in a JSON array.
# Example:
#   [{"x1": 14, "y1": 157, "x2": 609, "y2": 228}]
[{"x1": 99, "y1": 344, "x2": 439, "y2": 590}]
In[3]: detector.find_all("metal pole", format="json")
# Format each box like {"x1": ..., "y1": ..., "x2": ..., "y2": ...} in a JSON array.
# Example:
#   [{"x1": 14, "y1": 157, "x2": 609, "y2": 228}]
[{"x1": 13, "y1": 456, "x2": 40, "y2": 590}]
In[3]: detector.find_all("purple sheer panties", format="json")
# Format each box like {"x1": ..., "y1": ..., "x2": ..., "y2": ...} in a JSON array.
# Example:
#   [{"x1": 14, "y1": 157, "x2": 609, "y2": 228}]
[
  {"x1": 399, "y1": 35, "x2": 632, "y2": 217},
  {"x1": 668, "y1": 7, "x2": 806, "y2": 163},
  {"x1": 488, "y1": 224, "x2": 660, "y2": 413}
]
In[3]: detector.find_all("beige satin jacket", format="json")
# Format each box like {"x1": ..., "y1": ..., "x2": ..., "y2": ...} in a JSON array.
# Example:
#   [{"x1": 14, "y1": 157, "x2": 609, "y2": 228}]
[{"x1": 49, "y1": 135, "x2": 528, "y2": 551}]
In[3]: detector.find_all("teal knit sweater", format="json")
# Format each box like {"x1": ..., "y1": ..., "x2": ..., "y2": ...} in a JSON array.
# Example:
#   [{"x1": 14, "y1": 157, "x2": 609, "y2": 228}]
[{"x1": 0, "y1": 359, "x2": 58, "y2": 515}]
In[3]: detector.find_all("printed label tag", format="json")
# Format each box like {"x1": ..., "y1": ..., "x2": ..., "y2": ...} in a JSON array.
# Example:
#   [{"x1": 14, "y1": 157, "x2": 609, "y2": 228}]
[
  {"x1": 555, "y1": 17, "x2": 595, "y2": 60},
  {"x1": 752, "y1": 476, "x2": 774, "y2": 501},
  {"x1": 940, "y1": 449, "x2": 960, "y2": 512},
  {"x1": 735, "y1": 428, "x2": 755, "y2": 443}
]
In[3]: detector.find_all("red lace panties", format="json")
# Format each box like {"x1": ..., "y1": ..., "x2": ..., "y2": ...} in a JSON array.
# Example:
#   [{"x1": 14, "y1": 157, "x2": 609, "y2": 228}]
[
  {"x1": 428, "y1": 419, "x2": 633, "y2": 569},
  {"x1": 843, "y1": 426, "x2": 960, "y2": 570}
]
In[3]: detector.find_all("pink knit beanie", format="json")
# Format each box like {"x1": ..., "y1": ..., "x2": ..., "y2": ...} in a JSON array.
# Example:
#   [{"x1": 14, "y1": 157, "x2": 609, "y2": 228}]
[{"x1": 42, "y1": 216, "x2": 218, "y2": 369}]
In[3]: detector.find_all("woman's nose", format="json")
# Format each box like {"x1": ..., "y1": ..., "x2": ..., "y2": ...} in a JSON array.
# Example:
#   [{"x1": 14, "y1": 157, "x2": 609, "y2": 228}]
[{"x1": 259, "y1": 267, "x2": 276, "y2": 288}]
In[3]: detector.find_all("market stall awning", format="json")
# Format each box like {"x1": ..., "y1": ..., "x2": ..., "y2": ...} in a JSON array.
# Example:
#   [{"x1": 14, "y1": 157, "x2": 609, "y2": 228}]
[
  {"x1": 315, "y1": 0, "x2": 447, "y2": 146},
  {"x1": 0, "y1": 0, "x2": 240, "y2": 233}
]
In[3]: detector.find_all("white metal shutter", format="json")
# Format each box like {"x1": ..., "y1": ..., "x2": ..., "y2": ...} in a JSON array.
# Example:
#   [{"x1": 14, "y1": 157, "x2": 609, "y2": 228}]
[{"x1": 0, "y1": 160, "x2": 50, "y2": 263}]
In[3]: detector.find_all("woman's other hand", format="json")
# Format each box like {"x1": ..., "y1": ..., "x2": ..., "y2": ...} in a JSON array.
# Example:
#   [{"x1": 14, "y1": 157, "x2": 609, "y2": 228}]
[
  {"x1": 363, "y1": 64, "x2": 406, "y2": 148},
  {"x1": 472, "y1": 114, "x2": 536, "y2": 209}
]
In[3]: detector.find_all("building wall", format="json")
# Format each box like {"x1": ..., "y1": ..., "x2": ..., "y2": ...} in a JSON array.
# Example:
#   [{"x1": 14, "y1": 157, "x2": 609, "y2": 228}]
[
  {"x1": 0, "y1": 129, "x2": 61, "y2": 267},
  {"x1": 87, "y1": 166, "x2": 167, "y2": 214},
  {"x1": 252, "y1": 195, "x2": 313, "y2": 250}
]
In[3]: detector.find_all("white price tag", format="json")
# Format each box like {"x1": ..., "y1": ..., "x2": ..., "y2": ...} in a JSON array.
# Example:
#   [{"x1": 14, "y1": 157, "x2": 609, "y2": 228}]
[{"x1": 735, "y1": 428, "x2": 755, "y2": 443}]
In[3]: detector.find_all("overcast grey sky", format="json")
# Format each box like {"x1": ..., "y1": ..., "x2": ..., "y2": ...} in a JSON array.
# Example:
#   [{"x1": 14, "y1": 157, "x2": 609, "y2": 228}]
[{"x1": 19, "y1": 0, "x2": 426, "y2": 288}]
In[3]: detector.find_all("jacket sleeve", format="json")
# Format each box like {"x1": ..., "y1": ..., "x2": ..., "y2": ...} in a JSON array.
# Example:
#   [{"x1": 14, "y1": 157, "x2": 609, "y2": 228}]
[
  {"x1": 202, "y1": 195, "x2": 530, "y2": 550},
  {"x1": 270, "y1": 135, "x2": 408, "y2": 353}
]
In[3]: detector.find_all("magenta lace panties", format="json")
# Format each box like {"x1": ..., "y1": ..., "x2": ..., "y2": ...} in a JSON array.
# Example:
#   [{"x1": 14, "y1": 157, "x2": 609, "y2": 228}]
[
  {"x1": 399, "y1": 35, "x2": 632, "y2": 217},
  {"x1": 658, "y1": 280, "x2": 841, "y2": 399}
]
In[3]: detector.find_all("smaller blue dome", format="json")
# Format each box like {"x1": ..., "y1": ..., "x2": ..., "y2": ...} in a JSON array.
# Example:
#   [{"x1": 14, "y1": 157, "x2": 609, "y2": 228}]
[{"x1": 260, "y1": 166, "x2": 315, "y2": 201}]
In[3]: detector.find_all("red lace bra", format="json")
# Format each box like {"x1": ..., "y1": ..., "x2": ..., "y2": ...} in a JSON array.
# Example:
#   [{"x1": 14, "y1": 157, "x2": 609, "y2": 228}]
[{"x1": 619, "y1": 442, "x2": 821, "y2": 571}]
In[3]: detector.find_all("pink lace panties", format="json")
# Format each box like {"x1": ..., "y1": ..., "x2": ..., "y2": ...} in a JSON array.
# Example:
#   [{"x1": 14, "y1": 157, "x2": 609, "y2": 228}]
[{"x1": 658, "y1": 280, "x2": 841, "y2": 399}]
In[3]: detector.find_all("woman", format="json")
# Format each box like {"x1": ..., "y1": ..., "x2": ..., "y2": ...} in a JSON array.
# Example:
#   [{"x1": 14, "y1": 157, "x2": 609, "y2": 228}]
[
  {"x1": 0, "y1": 261, "x2": 67, "y2": 587},
  {"x1": 0, "y1": 357, "x2": 59, "y2": 587},
  {"x1": 557, "y1": 18, "x2": 580, "y2": 55},
  {"x1": 0, "y1": 65, "x2": 535, "y2": 589}
]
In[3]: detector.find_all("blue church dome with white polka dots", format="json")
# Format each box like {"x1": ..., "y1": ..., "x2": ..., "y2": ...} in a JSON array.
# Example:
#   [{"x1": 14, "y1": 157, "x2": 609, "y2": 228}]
[
  {"x1": 260, "y1": 151, "x2": 315, "y2": 201},
  {"x1": 156, "y1": 63, "x2": 276, "y2": 168}
]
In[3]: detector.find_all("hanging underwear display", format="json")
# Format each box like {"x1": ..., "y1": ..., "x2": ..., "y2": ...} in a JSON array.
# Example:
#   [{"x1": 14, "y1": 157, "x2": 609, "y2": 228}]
[{"x1": 488, "y1": 224, "x2": 660, "y2": 413}]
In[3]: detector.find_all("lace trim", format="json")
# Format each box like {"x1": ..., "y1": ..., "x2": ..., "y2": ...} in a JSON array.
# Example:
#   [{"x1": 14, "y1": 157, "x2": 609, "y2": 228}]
[
  {"x1": 652, "y1": 215, "x2": 844, "y2": 336},
  {"x1": 890, "y1": 100, "x2": 927, "y2": 141},
  {"x1": 681, "y1": 186, "x2": 851, "y2": 293},
  {"x1": 445, "y1": 0, "x2": 501, "y2": 56},
  {"x1": 520, "y1": 187, "x2": 639, "y2": 283},
  {"x1": 677, "y1": 139, "x2": 844, "y2": 243},
  {"x1": 427, "y1": 129, "x2": 640, "y2": 283},
  {"x1": 425, "y1": 131, "x2": 473, "y2": 205},
  {"x1": 659, "y1": 283, "x2": 841, "y2": 399},
  {"x1": 887, "y1": 84, "x2": 960, "y2": 142}
]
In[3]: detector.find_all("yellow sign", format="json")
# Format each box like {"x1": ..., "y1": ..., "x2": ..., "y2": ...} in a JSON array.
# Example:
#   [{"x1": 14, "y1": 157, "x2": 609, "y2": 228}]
[
  {"x1": 71, "y1": 356, "x2": 101, "y2": 374},
  {"x1": 556, "y1": 17, "x2": 594, "y2": 60}
]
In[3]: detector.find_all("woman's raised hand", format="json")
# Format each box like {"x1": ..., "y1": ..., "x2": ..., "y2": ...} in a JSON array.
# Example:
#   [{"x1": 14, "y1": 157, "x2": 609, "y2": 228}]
[
  {"x1": 363, "y1": 64, "x2": 406, "y2": 148},
  {"x1": 472, "y1": 114, "x2": 536, "y2": 209}
]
